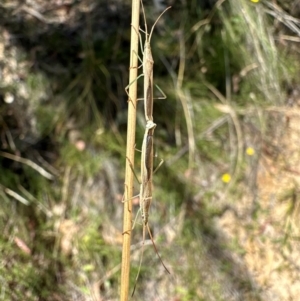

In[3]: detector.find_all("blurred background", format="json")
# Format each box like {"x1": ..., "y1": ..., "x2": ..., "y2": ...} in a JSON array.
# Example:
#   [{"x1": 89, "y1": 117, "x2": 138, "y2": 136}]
[{"x1": 1, "y1": 0, "x2": 300, "y2": 300}]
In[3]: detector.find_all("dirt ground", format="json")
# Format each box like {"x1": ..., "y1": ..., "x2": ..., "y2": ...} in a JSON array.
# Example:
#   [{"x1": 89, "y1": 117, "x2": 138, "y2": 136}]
[{"x1": 218, "y1": 108, "x2": 300, "y2": 300}]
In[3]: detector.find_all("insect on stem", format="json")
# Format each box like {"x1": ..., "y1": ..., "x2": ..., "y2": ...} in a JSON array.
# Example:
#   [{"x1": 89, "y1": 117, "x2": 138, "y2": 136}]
[
  {"x1": 132, "y1": 120, "x2": 170, "y2": 296},
  {"x1": 125, "y1": 3, "x2": 170, "y2": 113},
  {"x1": 130, "y1": 1, "x2": 171, "y2": 296},
  {"x1": 140, "y1": 0, "x2": 171, "y2": 122}
]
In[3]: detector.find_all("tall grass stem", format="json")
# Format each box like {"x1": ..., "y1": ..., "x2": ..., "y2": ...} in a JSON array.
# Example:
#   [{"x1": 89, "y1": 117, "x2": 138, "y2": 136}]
[{"x1": 120, "y1": 0, "x2": 140, "y2": 300}]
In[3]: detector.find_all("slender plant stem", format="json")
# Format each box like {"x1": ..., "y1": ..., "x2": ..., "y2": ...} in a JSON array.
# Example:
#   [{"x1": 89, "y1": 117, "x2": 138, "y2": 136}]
[{"x1": 120, "y1": 0, "x2": 140, "y2": 300}]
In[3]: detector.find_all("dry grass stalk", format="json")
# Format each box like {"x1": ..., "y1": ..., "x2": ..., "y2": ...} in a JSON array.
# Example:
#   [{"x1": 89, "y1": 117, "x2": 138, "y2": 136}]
[{"x1": 120, "y1": 0, "x2": 140, "y2": 300}]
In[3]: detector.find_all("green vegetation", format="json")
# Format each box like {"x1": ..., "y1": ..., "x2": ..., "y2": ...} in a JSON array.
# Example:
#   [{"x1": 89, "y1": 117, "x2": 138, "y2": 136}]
[{"x1": 1, "y1": 0, "x2": 300, "y2": 300}]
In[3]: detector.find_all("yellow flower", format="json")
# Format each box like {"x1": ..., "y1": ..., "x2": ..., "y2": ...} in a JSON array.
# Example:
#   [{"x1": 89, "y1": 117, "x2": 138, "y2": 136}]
[
  {"x1": 246, "y1": 147, "x2": 255, "y2": 156},
  {"x1": 251, "y1": 0, "x2": 259, "y2": 2},
  {"x1": 222, "y1": 173, "x2": 231, "y2": 183}
]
